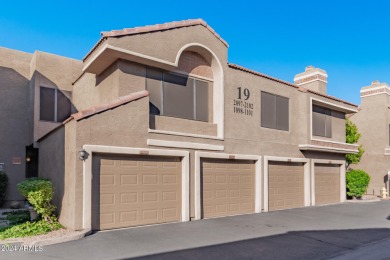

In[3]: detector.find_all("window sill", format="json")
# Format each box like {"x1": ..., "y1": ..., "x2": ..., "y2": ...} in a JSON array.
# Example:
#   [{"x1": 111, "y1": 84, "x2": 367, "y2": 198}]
[
  {"x1": 150, "y1": 115, "x2": 220, "y2": 139},
  {"x1": 300, "y1": 139, "x2": 359, "y2": 154},
  {"x1": 148, "y1": 129, "x2": 223, "y2": 140}
]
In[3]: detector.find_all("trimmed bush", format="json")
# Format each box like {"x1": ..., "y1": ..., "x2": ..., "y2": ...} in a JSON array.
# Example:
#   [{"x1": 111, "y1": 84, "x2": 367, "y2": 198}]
[
  {"x1": 0, "y1": 172, "x2": 8, "y2": 206},
  {"x1": 17, "y1": 178, "x2": 56, "y2": 222},
  {"x1": 346, "y1": 169, "x2": 370, "y2": 198}
]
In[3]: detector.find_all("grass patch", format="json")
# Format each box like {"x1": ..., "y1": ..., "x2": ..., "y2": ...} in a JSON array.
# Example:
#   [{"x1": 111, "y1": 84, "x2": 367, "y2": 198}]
[{"x1": 0, "y1": 220, "x2": 62, "y2": 240}]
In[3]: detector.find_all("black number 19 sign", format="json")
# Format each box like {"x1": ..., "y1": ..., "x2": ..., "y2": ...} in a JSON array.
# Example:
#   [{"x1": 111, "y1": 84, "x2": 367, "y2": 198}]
[{"x1": 234, "y1": 87, "x2": 253, "y2": 116}]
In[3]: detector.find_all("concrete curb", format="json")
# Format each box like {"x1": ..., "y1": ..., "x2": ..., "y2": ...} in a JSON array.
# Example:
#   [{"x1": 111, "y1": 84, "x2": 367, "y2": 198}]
[
  {"x1": 0, "y1": 229, "x2": 91, "y2": 247},
  {"x1": 345, "y1": 198, "x2": 381, "y2": 203},
  {"x1": 28, "y1": 229, "x2": 92, "y2": 246}
]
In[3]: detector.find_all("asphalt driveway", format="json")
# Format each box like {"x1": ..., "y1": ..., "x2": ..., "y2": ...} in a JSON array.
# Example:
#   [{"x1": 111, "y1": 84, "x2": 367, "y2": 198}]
[{"x1": 2, "y1": 201, "x2": 390, "y2": 260}]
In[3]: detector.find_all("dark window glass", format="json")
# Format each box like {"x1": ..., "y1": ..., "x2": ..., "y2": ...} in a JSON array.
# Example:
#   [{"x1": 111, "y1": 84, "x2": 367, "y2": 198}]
[
  {"x1": 163, "y1": 73, "x2": 194, "y2": 120},
  {"x1": 312, "y1": 105, "x2": 333, "y2": 137},
  {"x1": 146, "y1": 68, "x2": 162, "y2": 115},
  {"x1": 40, "y1": 87, "x2": 55, "y2": 121},
  {"x1": 57, "y1": 91, "x2": 71, "y2": 122},
  {"x1": 195, "y1": 79, "x2": 209, "y2": 122},
  {"x1": 261, "y1": 92, "x2": 276, "y2": 129},
  {"x1": 261, "y1": 92, "x2": 289, "y2": 131},
  {"x1": 312, "y1": 112, "x2": 326, "y2": 137},
  {"x1": 146, "y1": 67, "x2": 211, "y2": 122},
  {"x1": 276, "y1": 96, "x2": 289, "y2": 131}
]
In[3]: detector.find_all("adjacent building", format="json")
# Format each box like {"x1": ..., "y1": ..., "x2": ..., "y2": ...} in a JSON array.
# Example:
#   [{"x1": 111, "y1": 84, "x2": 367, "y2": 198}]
[
  {"x1": 349, "y1": 81, "x2": 390, "y2": 195},
  {"x1": 0, "y1": 19, "x2": 359, "y2": 231}
]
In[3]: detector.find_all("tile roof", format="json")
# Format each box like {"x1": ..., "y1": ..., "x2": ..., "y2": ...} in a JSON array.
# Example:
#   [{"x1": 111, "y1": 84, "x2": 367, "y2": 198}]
[
  {"x1": 228, "y1": 63, "x2": 298, "y2": 89},
  {"x1": 228, "y1": 63, "x2": 357, "y2": 107},
  {"x1": 83, "y1": 19, "x2": 228, "y2": 62},
  {"x1": 63, "y1": 90, "x2": 149, "y2": 124}
]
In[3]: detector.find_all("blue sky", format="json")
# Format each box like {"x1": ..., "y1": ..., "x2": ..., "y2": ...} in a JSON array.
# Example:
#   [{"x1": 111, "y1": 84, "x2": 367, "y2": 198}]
[{"x1": 1, "y1": 1, "x2": 389, "y2": 105}]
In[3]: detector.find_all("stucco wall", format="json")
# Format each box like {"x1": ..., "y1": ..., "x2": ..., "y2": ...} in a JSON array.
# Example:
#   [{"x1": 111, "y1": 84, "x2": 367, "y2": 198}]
[
  {"x1": 224, "y1": 67, "x2": 309, "y2": 157},
  {"x1": 73, "y1": 60, "x2": 146, "y2": 111},
  {"x1": 0, "y1": 48, "x2": 32, "y2": 205},
  {"x1": 86, "y1": 25, "x2": 228, "y2": 69},
  {"x1": 31, "y1": 52, "x2": 83, "y2": 143},
  {"x1": 38, "y1": 126, "x2": 65, "y2": 215},
  {"x1": 350, "y1": 94, "x2": 389, "y2": 195}
]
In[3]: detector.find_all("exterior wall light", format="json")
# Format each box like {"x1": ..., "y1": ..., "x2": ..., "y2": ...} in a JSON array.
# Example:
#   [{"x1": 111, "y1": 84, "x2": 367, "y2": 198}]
[{"x1": 79, "y1": 149, "x2": 88, "y2": 161}]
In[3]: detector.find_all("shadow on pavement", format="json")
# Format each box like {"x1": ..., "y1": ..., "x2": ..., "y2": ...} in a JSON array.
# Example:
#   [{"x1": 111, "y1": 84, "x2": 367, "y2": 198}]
[{"x1": 125, "y1": 228, "x2": 390, "y2": 260}]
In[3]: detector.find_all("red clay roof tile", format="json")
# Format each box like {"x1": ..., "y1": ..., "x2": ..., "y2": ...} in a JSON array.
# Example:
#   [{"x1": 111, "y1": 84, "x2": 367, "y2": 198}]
[
  {"x1": 228, "y1": 63, "x2": 357, "y2": 107},
  {"x1": 64, "y1": 90, "x2": 149, "y2": 124}
]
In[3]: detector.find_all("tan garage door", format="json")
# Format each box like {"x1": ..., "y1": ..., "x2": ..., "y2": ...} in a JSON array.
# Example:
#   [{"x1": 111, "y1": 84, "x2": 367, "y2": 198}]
[
  {"x1": 315, "y1": 164, "x2": 340, "y2": 205},
  {"x1": 268, "y1": 162, "x2": 305, "y2": 211},
  {"x1": 201, "y1": 159, "x2": 255, "y2": 218},
  {"x1": 92, "y1": 154, "x2": 182, "y2": 230}
]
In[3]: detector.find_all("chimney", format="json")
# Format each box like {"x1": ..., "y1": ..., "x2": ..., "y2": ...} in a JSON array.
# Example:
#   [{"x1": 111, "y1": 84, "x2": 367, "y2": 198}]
[
  {"x1": 360, "y1": 80, "x2": 390, "y2": 99},
  {"x1": 294, "y1": 66, "x2": 328, "y2": 94}
]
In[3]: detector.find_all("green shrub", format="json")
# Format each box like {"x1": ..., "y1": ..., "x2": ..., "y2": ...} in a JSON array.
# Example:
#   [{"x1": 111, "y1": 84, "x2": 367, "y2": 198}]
[
  {"x1": 2, "y1": 210, "x2": 30, "y2": 225},
  {"x1": 346, "y1": 169, "x2": 370, "y2": 198},
  {"x1": 0, "y1": 172, "x2": 8, "y2": 206},
  {"x1": 17, "y1": 178, "x2": 56, "y2": 222},
  {"x1": 0, "y1": 219, "x2": 62, "y2": 240}
]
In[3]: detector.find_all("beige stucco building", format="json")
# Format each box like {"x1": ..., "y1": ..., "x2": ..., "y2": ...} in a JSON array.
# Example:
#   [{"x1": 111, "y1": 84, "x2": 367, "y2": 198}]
[
  {"x1": 0, "y1": 19, "x2": 359, "y2": 231},
  {"x1": 349, "y1": 81, "x2": 390, "y2": 195}
]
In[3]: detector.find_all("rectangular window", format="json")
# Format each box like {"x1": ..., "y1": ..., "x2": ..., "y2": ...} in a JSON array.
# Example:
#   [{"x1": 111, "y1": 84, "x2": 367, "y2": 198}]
[
  {"x1": 312, "y1": 105, "x2": 332, "y2": 138},
  {"x1": 39, "y1": 87, "x2": 71, "y2": 122},
  {"x1": 146, "y1": 68, "x2": 210, "y2": 122},
  {"x1": 261, "y1": 92, "x2": 289, "y2": 131},
  {"x1": 163, "y1": 73, "x2": 194, "y2": 120},
  {"x1": 40, "y1": 87, "x2": 55, "y2": 121}
]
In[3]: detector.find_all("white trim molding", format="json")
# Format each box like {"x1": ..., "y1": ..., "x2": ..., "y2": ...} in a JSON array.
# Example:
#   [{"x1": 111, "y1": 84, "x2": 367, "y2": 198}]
[
  {"x1": 296, "y1": 79, "x2": 327, "y2": 86},
  {"x1": 82, "y1": 145, "x2": 190, "y2": 230},
  {"x1": 194, "y1": 151, "x2": 262, "y2": 220},
  {"x1": 385, "y1": 148, "x2": 390, "y2": 156},
  {"x1": 263, "y1": 156, "x2": 311, "y2": 212},
  {"x1": 147, "y1": 139, "x2": 224, "y2": 151},
  {"x1": 83, "y1": 44, "x2": 177, "y2": 72},
  {"x1": 311, "y1": 97, "x2": 358, "y2": 114},
  {"x1": 360, "y1": 85, "x2": 390, "y2": 93},
  {"x1": 311, "y1": 139, "x2": 359, "y2": 147},
  {"x1": 148, "y1": 129, "x2": 223, "y2": 140},
  {"x1": 310, "y1": 159, "x2": 346, "y2": 206},
  {"x1": 294, "y1": 71, "x2": 328, "y2": 81},
  {"x1": 299, "y1": 144, "x2": 359, "y2": 154}
]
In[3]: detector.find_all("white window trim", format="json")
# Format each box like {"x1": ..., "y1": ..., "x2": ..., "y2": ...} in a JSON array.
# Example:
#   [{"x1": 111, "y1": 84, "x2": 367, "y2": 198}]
[
  {"x1": 82, "y1": 145, "x2": 190, "y2": 230},
  {"x1": 310, "y1": 159, "x2": 346, "y2": 206},
  {"x1": 263, "y1": 156, "x2": 311, "y2": 212},
  {"x1": 310, "y1": 97, "x2": 357, "y2": 141},
  {"x1": 194, "y1": 151, "x2": 262, "y2": 220}
]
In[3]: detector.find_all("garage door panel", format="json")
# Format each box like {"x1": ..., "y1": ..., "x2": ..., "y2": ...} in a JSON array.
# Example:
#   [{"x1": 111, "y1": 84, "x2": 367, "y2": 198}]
[
  {"x1": 268, "y1": 162, "x2": 305, "y2": 211},
  {"x1": 315, "y1": 164, "x2": 340, "y2": 205},
  {"x1": 201, "y1": 159, "x2": 255, "y2": 219},
  {"x1": 92, "y1": 154, "x2": 181, "y2": 230}
]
